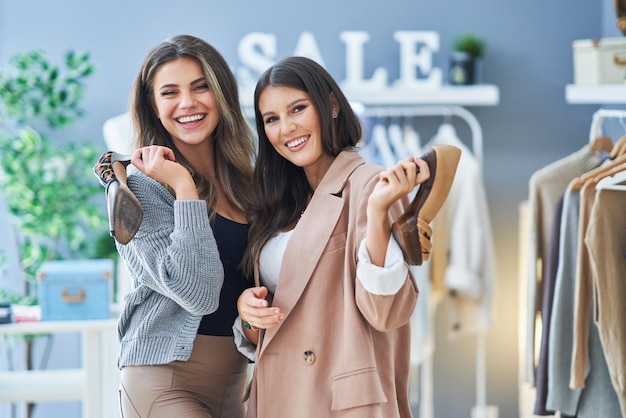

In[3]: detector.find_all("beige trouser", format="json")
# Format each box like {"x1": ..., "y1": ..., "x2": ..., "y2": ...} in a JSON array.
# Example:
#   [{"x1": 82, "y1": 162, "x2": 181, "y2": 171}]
[{"x1": 119, "y1": 335, "x2": 248, "y2": 418}]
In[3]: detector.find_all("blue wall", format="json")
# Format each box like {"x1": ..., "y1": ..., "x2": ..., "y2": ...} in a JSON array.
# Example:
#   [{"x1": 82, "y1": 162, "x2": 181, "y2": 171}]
[{"x1": 0, "y1": 1, "x2": 623, "y2": 417}]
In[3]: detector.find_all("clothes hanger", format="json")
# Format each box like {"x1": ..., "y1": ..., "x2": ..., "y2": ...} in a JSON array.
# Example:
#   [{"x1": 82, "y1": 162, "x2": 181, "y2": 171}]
[
  {"x1": 595, "y1": 164, "x2": 626, "y2": 190},
  {"x1": 372, "y1": 120, "x2": 397, "y2": 167},
  {"x1": 609, "y1": 115, "x2": 626, "y2": 158},
  {"x1": 571, "y1": 111, "x2": 626, "y2": 190},
  {"x1": 435, "y1": 111, "x2": 457, "y2": 139},
  {"x1": 388, "y1": 116, "x2": 410, "y2": 159},
  {"x1": 570, "y1": 152, "x2": 626, "y2": 190},
  {"x1": 403, "y1": 122, "x2": 422, "y2": 156},
  {"x1": 437, "y1": 122, "x2": 457, "y2": 138},
  {"x1": 610, "y1": 135, "x2": 626, "y2": 158},
  {"x1": 589, "y1": 134, "x2": 614, "y2": 154}
]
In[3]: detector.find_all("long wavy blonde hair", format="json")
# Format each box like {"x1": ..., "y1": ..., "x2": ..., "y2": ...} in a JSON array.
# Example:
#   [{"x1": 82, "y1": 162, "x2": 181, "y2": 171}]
[{"x1": 129, "y1": 34, "x2": 256, "y2": 214}]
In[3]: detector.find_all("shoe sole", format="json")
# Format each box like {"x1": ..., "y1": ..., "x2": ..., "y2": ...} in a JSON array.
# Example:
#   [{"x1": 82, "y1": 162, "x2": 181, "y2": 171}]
[{"x1": 105, "y1": 158, "x2": 143, "y2": 245}]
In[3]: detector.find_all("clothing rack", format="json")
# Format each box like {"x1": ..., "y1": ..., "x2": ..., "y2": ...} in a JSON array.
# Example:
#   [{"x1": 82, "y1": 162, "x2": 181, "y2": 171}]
[
  {"x1": 518, "y1": 106, "x2": 626, "y2": 418},
  {"x1": 361, "y1": 105, "x2": 483, "y2": 166},
  {"x1": 361, "y1": 103, "x2": 489, "y2": 418},
  {"x1": 589, "y1": 107, "x2": 626, "y2": 140}
]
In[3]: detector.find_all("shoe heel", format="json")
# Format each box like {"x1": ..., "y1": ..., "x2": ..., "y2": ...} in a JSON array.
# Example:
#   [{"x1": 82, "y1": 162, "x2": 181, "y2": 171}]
[{"x1": 392, "y1": 220, "x2": 422, "y2": 265}]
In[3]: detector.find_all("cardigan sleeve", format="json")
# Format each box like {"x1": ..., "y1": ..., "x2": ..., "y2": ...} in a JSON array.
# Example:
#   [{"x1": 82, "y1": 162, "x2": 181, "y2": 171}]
[{"x1": 117, "y1": 171, "x2": 224, "y2": 315}]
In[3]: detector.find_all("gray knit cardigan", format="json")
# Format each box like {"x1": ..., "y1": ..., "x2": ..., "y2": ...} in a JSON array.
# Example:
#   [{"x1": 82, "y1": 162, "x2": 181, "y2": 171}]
[{"x1": 115, "y1": 169, "x2": 224, "y2": 368}]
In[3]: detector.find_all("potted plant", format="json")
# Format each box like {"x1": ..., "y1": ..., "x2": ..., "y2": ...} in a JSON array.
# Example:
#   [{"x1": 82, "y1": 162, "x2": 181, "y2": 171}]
[
  {"x1": 449, "y1": 33, "x2": 486, "y2": 85},
  {"x1": 0, "y1": 49, "x2": 107, "y2": 295},
  {"x1": 0, "y1": 49, "x2": 108, "y2": 418},
  {"x1": 0, "y1": 251, "x2": 12, "y2": 324}
]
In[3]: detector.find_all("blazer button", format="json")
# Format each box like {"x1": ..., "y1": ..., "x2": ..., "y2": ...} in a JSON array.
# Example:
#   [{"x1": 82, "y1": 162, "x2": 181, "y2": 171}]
[{"x1": 303, "y1": 350, "x2": 315, "y2": 365}]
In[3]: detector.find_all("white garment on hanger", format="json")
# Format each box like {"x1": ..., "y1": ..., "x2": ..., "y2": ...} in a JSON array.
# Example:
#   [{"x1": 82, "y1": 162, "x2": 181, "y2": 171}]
[
  {"x1": 372, "y1": 123, "x2": 397, "y2": 167},
  {"x1": 435, "y1": 122, "x2": 458, "y2": 143},
  {"x1": 103, "y1": 112, "x2": 135, "y2": 155},
  {"x1": 426, "y1": 123, "x2": 496, "y2": 334},
  {"x1": 403, "y1": 124, "x2": 422, "y2": 157},
  {"x1": 388, "y1": 123, "x2": 410, "y2": 161}
]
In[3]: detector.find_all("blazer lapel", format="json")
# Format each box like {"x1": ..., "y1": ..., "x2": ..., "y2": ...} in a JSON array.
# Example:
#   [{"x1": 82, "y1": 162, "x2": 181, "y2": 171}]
[{"x1": 259, "y1": 151, "x2": 366, "y2": 352}]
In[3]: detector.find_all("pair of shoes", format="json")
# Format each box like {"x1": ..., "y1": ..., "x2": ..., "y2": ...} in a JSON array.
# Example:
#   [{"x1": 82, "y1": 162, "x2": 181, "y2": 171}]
[
  {"x1": 391, "y1": 144, "x2": 461, "y2": 265},
  {"x1": 93, "y1": 151, "x2": 143, "y2": 245}
]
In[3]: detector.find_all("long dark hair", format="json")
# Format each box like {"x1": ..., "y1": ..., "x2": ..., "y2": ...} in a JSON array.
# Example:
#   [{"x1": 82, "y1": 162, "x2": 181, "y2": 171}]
[
  {"x1": 242, "y1": 56, "x2": 362, "y2": 275},
  {"x1": 130, "y1": 34, "x2": 255, "y2": 214}
]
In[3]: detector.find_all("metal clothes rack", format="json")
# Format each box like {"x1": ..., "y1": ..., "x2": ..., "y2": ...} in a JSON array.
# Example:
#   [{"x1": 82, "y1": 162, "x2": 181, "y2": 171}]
[
  {"x1": 589, "y1": 107, "x2": 626, "y2": 140},
  {"x1": 361, "y1": 104, "x2": 489, "y2": 418},
  {"x1": 361, "y1": 105, "x2": 483, "y2": 166}
]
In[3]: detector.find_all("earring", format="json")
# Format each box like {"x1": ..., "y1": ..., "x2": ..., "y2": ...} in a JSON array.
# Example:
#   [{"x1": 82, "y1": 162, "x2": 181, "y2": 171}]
[{"x1": 332, "y1": 113, "x2": 337, "y2": 119}]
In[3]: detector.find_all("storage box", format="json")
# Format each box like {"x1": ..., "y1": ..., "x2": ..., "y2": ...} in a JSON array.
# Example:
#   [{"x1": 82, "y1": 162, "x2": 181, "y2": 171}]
[
  {"x1": 37, "y1": 259, "x2": 113, "y2": 321},
  {"x1": 573, "y1": 37, "x2": 626, "y2": 84}
]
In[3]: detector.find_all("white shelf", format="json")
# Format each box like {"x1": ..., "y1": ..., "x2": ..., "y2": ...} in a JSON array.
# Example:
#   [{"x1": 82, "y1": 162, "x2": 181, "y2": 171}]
[
  {"x1": 0, "y1": 317, "x2": 117, "y2": 334},
  {"x1": 565, "y1": 84, "x2": 626, "y2": 104},
  {"x1": 240, "y1": 84, "x2": 500, "y2": 110},
  {"x1": 342, "y1": 84, "x2": 500, "y2": 106}
]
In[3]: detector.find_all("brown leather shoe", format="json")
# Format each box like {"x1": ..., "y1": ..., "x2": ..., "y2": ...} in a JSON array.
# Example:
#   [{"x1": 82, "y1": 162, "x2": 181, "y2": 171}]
[
  {"x1": 391, "y1": 144, "x2": 461, "y2": 265},
  {"x1": 93, "y1": 151, "x2": 143, "y2": 245}
]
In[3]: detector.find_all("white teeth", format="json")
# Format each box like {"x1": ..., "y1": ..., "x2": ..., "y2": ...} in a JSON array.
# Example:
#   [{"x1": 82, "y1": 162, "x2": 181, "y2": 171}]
[
  {"x1": 177, "y1": 114, "x2": 204, "y2": 123},
  {"x1": 287, "y1": 136, "x2": 308, "y2": 148}
]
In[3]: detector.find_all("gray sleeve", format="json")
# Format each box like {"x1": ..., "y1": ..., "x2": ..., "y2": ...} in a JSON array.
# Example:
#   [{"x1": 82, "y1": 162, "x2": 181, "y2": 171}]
[
  {"x1": 232, "y1": 315, "x2": 257, "y2": 361},
  {"x1": 118, "y1": 172, "x2": 224, "y2": 315}
]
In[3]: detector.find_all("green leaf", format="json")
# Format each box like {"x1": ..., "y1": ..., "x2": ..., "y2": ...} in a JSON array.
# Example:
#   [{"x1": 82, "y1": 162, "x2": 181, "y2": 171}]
[{"x1": 0, "y1": 48, "x2": 109, "y2": 301}]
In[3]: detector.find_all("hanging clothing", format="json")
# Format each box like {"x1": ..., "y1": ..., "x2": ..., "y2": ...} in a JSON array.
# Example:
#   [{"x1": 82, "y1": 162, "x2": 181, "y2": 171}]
[
  {"x1": 403, "y1": 124, "x2": 422, "y2": 157},
  {"x1": 388, "y1": 123, "x2": 410, "y2": 161},
  {"x1": 533, "y1": 195, "x2": 565, "y2": 416},
  {"x1": 586, "y1": 186, "x2": 626, "y2": 416},
  {"x1": 523, "y1": 145, "x2": 606, "y2": 385},
  {"x1": 545, "y1": 187, "x2": 582, "y2": 415},
  {"x1": 543, "y1": 180, "x2": 620, "y2": 417},
  {"x1": 372, "y1": 123, "x2": 397, "y2": 167},
  {"x1": 570, "y1": 178, "x2": 605, "y2": 389},
  {"x1": 426, "y1": 123, "x2": 496, "y2": 336}
]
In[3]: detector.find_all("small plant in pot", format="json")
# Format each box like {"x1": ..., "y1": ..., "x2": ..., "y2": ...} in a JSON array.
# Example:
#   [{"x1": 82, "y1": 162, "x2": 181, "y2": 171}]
[{"x1": 449, "y1": 33, "x2": 486, "y2": 85}]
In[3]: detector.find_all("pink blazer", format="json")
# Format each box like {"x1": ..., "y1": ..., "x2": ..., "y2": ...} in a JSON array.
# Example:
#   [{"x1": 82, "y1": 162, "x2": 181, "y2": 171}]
[{"x1": 247, "y1": 150, "x2": 418, "y2": 418}]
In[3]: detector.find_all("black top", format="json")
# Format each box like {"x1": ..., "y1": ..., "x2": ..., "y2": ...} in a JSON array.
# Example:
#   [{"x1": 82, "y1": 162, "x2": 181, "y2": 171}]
[{"x1": 197, "y1": 213, "x2": 251, "y2": 336}]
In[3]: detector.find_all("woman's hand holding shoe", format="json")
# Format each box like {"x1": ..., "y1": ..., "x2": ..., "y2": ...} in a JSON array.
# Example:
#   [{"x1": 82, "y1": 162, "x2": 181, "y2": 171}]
[
  {"x1": 365, "y1": 157, "x2": 431, "y2": 267},
  {"x1": 132, "y1": 146, "x2": 199, "y2": 200}
]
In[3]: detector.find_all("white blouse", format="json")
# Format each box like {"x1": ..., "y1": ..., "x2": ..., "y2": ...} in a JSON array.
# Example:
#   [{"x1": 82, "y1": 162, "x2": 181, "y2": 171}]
[{"x1": 258, "y1": 229, "x2": 292, "y2": 294}]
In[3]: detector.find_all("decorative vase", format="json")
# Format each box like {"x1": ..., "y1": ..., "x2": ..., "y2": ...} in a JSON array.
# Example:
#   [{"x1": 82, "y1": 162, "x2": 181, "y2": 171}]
[{"x1": 449, "y1": 51, "x2": 476, "y2": 85}]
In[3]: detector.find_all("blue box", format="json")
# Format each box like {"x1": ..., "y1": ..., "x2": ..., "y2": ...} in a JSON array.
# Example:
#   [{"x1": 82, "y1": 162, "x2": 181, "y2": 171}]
[{"x1": 37, "y1": 259, "x2": 113, "y2": 321}]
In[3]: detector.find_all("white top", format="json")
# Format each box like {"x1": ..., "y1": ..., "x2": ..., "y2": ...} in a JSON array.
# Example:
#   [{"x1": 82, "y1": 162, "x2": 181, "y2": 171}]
[{"x1": 258, "y1": 230, "x2": 292, "y2": 294}]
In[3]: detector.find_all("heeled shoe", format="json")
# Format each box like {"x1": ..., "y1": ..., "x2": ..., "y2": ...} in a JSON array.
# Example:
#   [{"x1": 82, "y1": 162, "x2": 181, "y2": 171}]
[
  {"x1": 93, "y1": 151, "x2": 143, "y2": 245},
  {"x1": 391, "y1": 144, "x2": 461, "y2": 265}
]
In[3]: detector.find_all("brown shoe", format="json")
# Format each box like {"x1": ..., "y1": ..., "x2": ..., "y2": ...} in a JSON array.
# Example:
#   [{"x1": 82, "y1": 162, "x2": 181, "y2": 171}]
[
  {"x1": 391, "y1": 144, "x2": 461, "y2": 265},
  {"x1": 93, "y1": 151, "x2": 143, "y2": 245}
]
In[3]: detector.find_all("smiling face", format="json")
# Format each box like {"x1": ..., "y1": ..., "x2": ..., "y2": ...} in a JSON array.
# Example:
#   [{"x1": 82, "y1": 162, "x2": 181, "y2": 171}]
[
  {"x1": 152, "y1": 56, "x2": 219, "y2": 153},
  {"x1": 258, "y1": 85, "x2": 335, "y2": 185}
]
